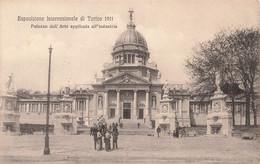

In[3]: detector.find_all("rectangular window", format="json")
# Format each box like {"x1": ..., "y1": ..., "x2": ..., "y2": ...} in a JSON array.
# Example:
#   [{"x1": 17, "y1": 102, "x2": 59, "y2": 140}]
[
  {"x1": 128, "y1": 54, "x2": 131, "y2": 63},
  {"x1": 32, "y1": 104, "x2": 36, "y2": 112},
  {"x1": 132, "y1": 54, "x2": 135, "y2": 63},
  {"x1": 201, "y1": 104, "x2": 205, "y2": 113},
  {"x1": 138, "y1": 108, "x2": 144, "y2": 119},
  {"x1": 43, "y1": 104, "x2": 47, "y2": 113},
  {"x1": 124, "y1": 55, "x2": 127, "y2": 63},
  {"x1": 110, "y1": 108, "x2": 115, "y2": 119}
]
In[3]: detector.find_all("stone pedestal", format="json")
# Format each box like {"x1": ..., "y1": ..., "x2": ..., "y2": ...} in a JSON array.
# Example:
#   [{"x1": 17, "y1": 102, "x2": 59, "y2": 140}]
[
  {"x1": 207, "y1": 90, "x2": 232, "y2": 137},
  {"x1": 54, "y1": 113, "x2": 77, "y2": 135},
  {"x1": 155, "y1": 94, "x2": 177, "y2": 134},
  {"x1": 0, "y1": 91, "x2": 20, "y2": 134}
]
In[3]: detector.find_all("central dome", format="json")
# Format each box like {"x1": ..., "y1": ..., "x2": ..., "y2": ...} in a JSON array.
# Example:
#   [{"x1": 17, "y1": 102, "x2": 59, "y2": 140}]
[
  {"x1": 114, "y1": 27, "x2": 148, "y2": 50},
  {"x1": 112, "y1": 10, "x2": 150, "y2": 58}
]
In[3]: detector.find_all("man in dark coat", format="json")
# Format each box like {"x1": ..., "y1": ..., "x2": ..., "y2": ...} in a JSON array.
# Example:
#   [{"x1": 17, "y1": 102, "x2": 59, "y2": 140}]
[
  {"x1": 105, "y1": 131, "x2": 111, "y2": 151},
  {"x1": 112, "y1": 129, "x2": 118, "y2": 149},
  {"x1": 90, "y1": 126, "x2": 98, "y2": 150},
  {"x1": 92, "y1": 127, "x2": 98, "y2": 150},
  {"x1": 176, "y1": 126, "x2": 179, "y2": 138},
  {"x1": 156, "y1": 126, "x2": 161, "y2": 138}
]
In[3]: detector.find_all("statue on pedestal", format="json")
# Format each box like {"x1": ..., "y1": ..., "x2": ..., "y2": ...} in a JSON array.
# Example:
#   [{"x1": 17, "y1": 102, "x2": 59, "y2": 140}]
[
  {"x1": 215, "y1": 71, "x2": 222, "y2": 93},
  {"x1": 162, "y1": 80, "x2": 170, "y2": 98}
]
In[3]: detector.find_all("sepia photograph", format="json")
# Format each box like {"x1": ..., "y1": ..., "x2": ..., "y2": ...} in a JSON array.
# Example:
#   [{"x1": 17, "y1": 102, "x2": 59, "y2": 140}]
[{"x1": 0, "y1": 0, "x2": 259, "y2": 163}]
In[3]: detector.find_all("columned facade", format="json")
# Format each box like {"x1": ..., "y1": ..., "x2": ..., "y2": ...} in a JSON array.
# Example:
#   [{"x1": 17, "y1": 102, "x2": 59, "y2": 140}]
[
  {"x1": 133, "y1": 90, "x2": 137, "y2": 120},
  {"x1": 145, "y1": 90, "x2": 150, "y2": 120}
]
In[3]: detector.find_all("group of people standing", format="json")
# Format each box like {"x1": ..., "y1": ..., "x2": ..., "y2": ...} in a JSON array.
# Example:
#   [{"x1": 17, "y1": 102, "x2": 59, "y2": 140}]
[{"x1": 90, "y1": 122, "x2": 119, "y2": 152}]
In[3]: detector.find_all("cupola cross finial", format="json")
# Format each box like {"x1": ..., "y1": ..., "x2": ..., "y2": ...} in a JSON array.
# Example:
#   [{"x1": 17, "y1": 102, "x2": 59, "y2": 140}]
[{"x1": 129, "y1": 8, "x2": 134, "y2": 22}]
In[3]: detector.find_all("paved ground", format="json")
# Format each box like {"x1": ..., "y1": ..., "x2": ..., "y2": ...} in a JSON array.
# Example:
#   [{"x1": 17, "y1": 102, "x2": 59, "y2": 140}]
[{"x1": 0, "y1": 134, "x2": 259, "y2": 164}]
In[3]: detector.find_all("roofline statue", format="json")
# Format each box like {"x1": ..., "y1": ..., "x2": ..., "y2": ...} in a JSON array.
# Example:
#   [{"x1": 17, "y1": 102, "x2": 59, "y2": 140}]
[{"x1": 5, "y1": 73, "x2": 14, "y2": 91}]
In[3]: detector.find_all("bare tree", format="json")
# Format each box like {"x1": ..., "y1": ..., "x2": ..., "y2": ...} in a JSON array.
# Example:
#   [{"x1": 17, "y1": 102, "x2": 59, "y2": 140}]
[
  {"x1": 229, "y1": 28, "x2": 260, "y2": 125},
  {"x1": 186, "y1": 28, "x2": 259, "y2": 126}
]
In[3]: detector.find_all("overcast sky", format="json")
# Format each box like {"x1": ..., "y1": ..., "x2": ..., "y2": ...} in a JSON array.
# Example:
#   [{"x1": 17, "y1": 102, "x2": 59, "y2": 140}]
[{"x1": 0, "y1": 0, "x2": 259, "y2": 92}]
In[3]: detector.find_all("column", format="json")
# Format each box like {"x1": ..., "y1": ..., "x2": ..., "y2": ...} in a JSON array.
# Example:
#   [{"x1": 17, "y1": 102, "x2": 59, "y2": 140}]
[
  {"x1": 18, "y1": 104, "x2": 21, "y2": 112},
  {"x1": 83, "y1": 101, "x2": 86, "y2": 112},
  {"x1": 38, "y1": 103, "x2": 40, "y2": 113},
  {"x1": 86, "y1": 98, "x2": 89, "y2": 117},
  {"x1": 72, "y1": 99, "x2": 76, "y2": 112},
  {"x1": 133, "y1": 90, "x2": 137, "y2": 119},
  {"x1": 86, "y1": 97, "x2": 89, "y2": 118},
  {"x1": 93, "y1": 92, "x2": 97, "y2": 116},
  {"x1": 116, "y1": 90, "x2": 120, "y2": 118},
  {"x1": 145, "y1": 90, "x2": 150, "y2": 120},
  {"x1": 179, "y1": 99, "x2": 182, "y2": 116},
  {"x1": 104, "y1": 90, "x2": 108, "y2": 118},
  {"x1": 27, "y1": 103, "x2": 29, "y2": 113}
]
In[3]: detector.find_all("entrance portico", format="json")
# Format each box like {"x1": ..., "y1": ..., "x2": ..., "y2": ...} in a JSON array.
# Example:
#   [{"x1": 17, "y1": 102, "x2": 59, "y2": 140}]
[{"x1": 94, "y1": 87, "x2": 151, "y2": 121}]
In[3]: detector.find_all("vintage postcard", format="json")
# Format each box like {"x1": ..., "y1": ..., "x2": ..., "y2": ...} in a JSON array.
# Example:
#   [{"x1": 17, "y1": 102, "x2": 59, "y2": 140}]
[{"x1": 0, "y1": 0, "x2": 259, "y2": 163}]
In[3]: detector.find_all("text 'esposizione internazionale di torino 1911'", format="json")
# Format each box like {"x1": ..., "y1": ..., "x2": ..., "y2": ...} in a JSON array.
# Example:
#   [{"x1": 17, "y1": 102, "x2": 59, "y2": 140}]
[{"x1": 17, "y1": 16, "x2": 118, "y2": 29}]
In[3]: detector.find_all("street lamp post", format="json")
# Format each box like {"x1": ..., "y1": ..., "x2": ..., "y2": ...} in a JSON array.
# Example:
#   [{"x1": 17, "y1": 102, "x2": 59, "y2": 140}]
[{"x1": 44, "y1": 45, "x2": 52, "y2": 155}]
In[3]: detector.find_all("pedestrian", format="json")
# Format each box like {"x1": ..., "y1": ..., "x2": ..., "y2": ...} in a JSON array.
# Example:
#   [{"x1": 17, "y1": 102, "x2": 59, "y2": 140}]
[
  {"x1": 112, "y1": 122, "x2": 115, "y2": 127},
  {"x1": 183, "y1": 126, "x2": 186, "y2": 138},
  {"x1": 176, "y1": 126, "x2": 179, "y2": 138},
  {"x1": 137, "y1": 123, "x2": 140, "y2": 129},
  {"x1": 109, "y1": 125, "x2": 112, "y2": 132},
  {"x1": 156, "y1": 126, "x2": 161, "y2": 138},
  {"x1": 105, "y1": 131, "x2": 111, "y2": 151},
  {"x1": 91, "y1": 126, "x2": 98, "y2": 150},
  {"x1": 112, "y1": 129, "x2": 118, "y2": 149},
  {"x1": 99, "y1": 126, "x2": 104, "y2": 150},
  {"x1": 96, "y1": 130, "x2": 102, "y2": 151},
  {"x1": 173, "y1": 130, "x2": 176, "y2": 138}
]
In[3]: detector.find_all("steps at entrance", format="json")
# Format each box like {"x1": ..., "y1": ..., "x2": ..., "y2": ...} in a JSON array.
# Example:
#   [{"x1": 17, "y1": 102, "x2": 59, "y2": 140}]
[
  {"x1": 186, "y1": 126, "x2": 207, "y2": 135},
  {"x1": 118, "y1": 119, "x2": 154, "y2": 135}
]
